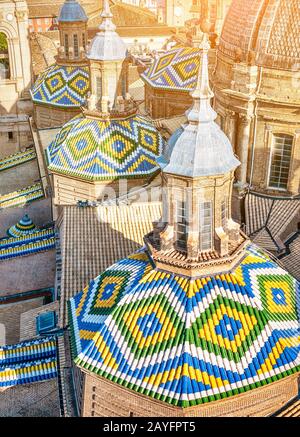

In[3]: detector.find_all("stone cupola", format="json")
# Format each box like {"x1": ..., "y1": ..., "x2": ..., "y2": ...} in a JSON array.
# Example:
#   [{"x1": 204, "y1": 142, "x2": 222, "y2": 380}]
[
  {"x1": 57, "y1": 0, "x2": 88, "y2": 63},
  {"x1": 146, "y1": 35, "x2": 247, "y2": 277},
  {"x1": 85, "y1": 0, "x2": 133, "y2": 116}
]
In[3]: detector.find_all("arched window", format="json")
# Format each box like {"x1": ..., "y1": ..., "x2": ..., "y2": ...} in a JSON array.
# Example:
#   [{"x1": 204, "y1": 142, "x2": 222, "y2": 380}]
[
  {"x1": 0, "y1": 32, "x2": 10, "y2": 80},
  {"x1": 64, "y1": 34, "x2": 69, "y2": 57},
  {"x1": 73, "y1": 34, "x2": 79, "y2": 58},
  {"x1": 199, "y1": 201, "x2": 213, "y2": 251},
  {"x1": 221, "y1": 197, "x2": 228, "y2": 230},
  {"x1": 268, "y1": 134, "x2": 293, "y2": 190},
  {"x1": 176, "y1": 199, "x2": 188, "y2": 250}
]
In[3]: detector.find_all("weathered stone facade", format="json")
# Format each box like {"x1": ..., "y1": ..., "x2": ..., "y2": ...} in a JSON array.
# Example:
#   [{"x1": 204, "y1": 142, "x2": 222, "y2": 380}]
[
  {"x1": 214, "y1": 0, "x2": 300, "y2": 197},
  {"x1": 0, "y1": 0, "x2": 33, "y2": 153}
]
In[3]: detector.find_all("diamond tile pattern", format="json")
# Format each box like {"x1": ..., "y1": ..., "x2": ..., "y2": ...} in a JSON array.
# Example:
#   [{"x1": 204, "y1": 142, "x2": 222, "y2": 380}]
[{"x1": 69, "y1": 245, "x2": 300, "y2": 407}]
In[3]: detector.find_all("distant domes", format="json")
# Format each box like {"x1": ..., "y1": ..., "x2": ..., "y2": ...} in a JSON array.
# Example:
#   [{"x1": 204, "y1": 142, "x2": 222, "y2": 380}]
[
  {"x1": 58, "y1": 0, "x2": 88, "y2": 23},
  {"x1": 219, "y1": 0, "x2": 300, "y2": 70}
]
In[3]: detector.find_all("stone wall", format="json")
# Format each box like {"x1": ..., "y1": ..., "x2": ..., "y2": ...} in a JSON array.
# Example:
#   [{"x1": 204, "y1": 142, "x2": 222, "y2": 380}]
[
  {"x1": 34, "y1": 104, "x2": 79, "y2": 129},
  {"x1": 0, "y1": 379, "x2": 60, "y2": 417},
  {"x1": 82, "y1": 371, "x2": 299, "y2": 417},
  {"x1": 0, "y1": 297, "x2": 44, "y2": 345}
]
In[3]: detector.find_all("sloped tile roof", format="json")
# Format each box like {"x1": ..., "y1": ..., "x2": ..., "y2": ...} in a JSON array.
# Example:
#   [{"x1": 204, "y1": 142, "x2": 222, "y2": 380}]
[
  {"x1": 0, "y1": 337, "x2": 57, "y2": 388},
  {"x1": 0, "y1": 183, "x2": 44, "y2": 209},
  {"x1": 0, "y1": 148, "x2": 36, "y2": 173},
  {"x1": 0, "y1": 227, "x2": 55, "y2": 261}
]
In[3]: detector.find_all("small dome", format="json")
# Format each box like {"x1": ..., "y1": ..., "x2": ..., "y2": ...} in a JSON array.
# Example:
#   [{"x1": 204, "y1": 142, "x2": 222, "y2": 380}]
[
  {"x1": 219, "y1": 0, "x2": 300, "y2": 70},
  {"x1": 157, "y1": 125, "x2": 185, "y2": 168},
  {"x1": 87, "y1": 31, "x2": 127, "y2": 62},
  {"x1": 46, "y1": 114, "x2": 166, "y2": 181},
  {"x1": 87, "y1": 0, "x2": 128, "y2": 62},
  {"x1": 58, "y1": 0, "x2": 88, "y2": 23},
  {"x1": 7, "y1": 214, "x2": 37, "y2": 238},
  {"x1": 161, "y1": 121, "x2": 240, "y2": 178}
]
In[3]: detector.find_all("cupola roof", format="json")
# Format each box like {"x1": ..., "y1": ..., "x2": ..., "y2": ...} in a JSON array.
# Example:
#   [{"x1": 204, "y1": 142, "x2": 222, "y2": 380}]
[
  {"x1": 58, "y1": 0, "x2": 88, "y2": 23},
  {"x1": 160, "y1": 35, "x2": 240, "y2": 178},
  {"x1": 87, "y1": 0, "x2": 127, "y2": 62}
]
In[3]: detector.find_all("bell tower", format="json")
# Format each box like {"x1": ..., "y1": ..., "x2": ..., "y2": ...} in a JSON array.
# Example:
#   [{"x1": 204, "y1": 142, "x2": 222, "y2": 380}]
[
  {"x1": 57, "y1": 0, "x2": 88, "y2": 64},
  {"x1": 146, "y1": 35, "x2": 248, "y2": 277},
  {"x1": 85, "y1": 0, "x2": 133, "y2": 116}
]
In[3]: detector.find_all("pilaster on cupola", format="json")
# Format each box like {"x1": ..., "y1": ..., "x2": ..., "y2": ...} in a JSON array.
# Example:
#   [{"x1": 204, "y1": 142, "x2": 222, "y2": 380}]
[
  {"x1": 146, "y1": 34, "x2": 248, "y2": 277},
  {"x1": 85, "y1": 0, "x2": 133, "y2": 117},
  {"x1": 57, "y1": 0, "x2": 88, "y2": 64}
]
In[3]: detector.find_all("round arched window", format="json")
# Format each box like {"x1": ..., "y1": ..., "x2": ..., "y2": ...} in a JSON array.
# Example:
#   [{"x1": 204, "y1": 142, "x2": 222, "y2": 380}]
[{"x1": 0, "y1": 32, "x2": 10, "y2": 79}]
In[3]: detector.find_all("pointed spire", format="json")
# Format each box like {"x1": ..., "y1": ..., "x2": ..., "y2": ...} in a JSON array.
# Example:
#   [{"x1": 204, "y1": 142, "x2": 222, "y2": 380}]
[
  {"x1": 188, "y1": 33, "x2": 217, "y2": 123},
  {"x1": 99, "y1": 0, "x2": 116, "y2": 32}
]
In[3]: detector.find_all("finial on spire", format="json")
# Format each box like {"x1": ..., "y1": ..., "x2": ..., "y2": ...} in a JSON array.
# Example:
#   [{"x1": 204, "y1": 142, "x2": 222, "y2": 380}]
[
  {"x1": 188, "y1": 33, "x2": 217, "y2": 124},
  {"x1": 99, "y1": 0, "x2": 116, "y2": 32}
]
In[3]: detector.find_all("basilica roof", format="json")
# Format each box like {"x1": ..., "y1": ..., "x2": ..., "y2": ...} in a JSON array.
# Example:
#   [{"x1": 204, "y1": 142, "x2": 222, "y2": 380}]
[
  {"x1": 219, "y1": 0, "x2": 300, "y2": 70},
  {"x1": 141, "y1": 46, "x2": 200, "y2": 91},
  {"x1": 69, "y1": 244, "x2": 300, "y2": 407},
  {"x1": 46, "y1": 114, "x2": 166, "y2": 181},
  {"x1": 31, "y1": 64, "x2": 90, "y2": 108}
]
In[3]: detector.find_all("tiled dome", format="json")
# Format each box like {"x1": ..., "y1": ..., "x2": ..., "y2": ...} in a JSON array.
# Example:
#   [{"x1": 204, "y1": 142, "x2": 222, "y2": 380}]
[
  {"x1": 31, "y1": 64, "x2": 90, "y2": 108},
  {"x1": 142, "y1": 46, "x2": 201, "y2": 91},
  {"x1": 219, "y1": 0, "x2": 300, "y2": 70},
  {"x1": 6, "y1": 214, "x2": 37, "y2": 238},
  {"x1": 46, "y1": 114, "x2": 166, "y2": 181},
  {"x1": 58, "y1": 0, "x2": 88, "y2": 23},
  {"x1": 69, "y1": 245, "x2": 300, "y2": 407}
]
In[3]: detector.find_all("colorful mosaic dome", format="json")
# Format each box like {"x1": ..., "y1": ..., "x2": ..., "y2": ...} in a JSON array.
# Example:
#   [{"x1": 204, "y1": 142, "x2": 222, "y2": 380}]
[
  {"x1": 6, "y1": 214, "x2": 37, "y2": 238},
  {"x1": 31, "y1": 64, "x2": 90, "y2": 108},
  {"x1": 46, "y1": 114, "x2": 166, "y2": 181},
  {"x1": 142, "y1": 46, "x2": 200, "y2": 91},
  {"x1": 69, "y1": 245, "x2": 300, "y2": 408}
]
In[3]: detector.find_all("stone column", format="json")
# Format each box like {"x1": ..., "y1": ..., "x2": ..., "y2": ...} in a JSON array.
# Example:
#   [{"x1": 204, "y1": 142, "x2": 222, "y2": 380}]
[
  {"x1": 15, "y1": 7, "x2": 32, "y2": 95},
  {"x1": 236, "y1": 114, "x2": 252, "y2": 186},
  {"x1": 225, "y1": 110, "x2": 237, "y2": 152}
]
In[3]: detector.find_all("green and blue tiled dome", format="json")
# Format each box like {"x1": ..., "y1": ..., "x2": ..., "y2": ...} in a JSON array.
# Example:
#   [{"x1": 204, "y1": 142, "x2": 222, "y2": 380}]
[
  {"x1": 69, "y1": 245, "x2": 300, "y2": 407},
  {"x1": 31, "y1": 64, "x2": 90, "y2": 108},
  {"x1": 46, "y1": 114, "x2": 166, "y2": 181},
  {"x1": 142, "y1": 46, "x2": 200, "y2": 92},
  {"x1": 7, "y1": 214, "x2": 37, "y2": 238}
]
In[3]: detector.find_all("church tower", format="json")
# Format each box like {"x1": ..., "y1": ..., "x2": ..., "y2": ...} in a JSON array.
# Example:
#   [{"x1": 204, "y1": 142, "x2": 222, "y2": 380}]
[
  {"x1": 149, "y1": 34, "x2": 246, "y2": 276},
  {"x1": 86, "y1": 0, "x2": 132, "y2": 116},
  {"x1": 57, "y1": 0, "x2": 88, "y2": 64}
]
